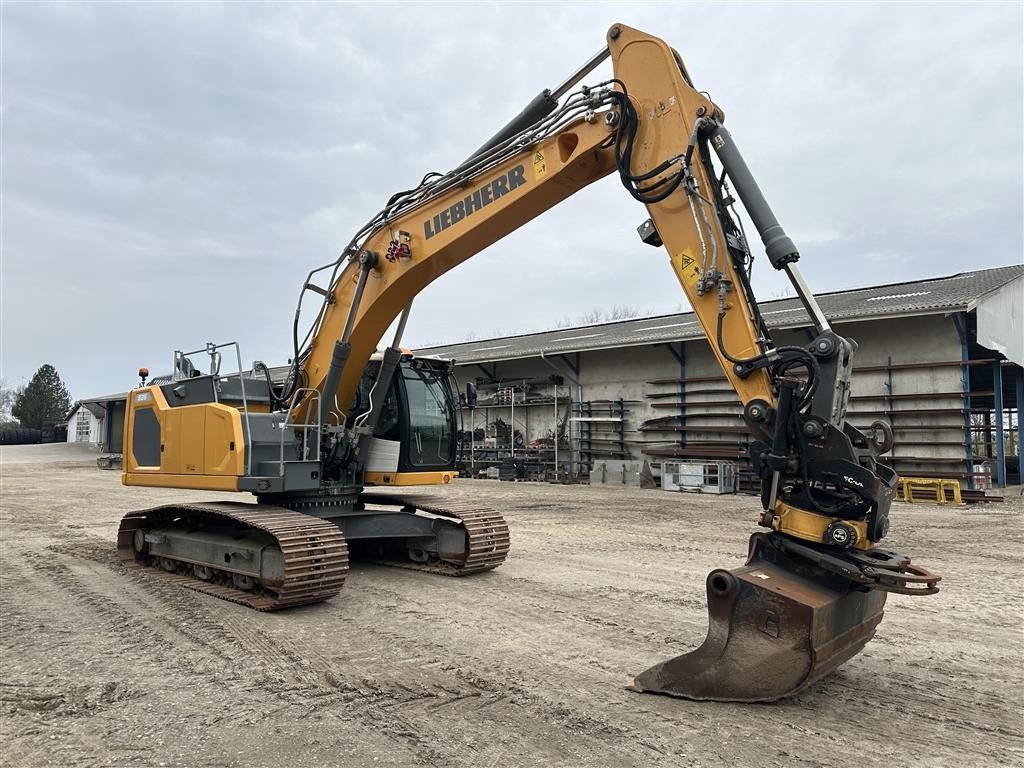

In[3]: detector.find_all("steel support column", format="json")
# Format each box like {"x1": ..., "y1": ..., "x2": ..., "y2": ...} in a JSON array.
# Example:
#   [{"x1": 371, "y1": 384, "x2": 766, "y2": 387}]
[
  {"x1": 993, "y1": 361, "x2": 1006, "y2": 488},
  {"x1": 1017, "y1": 368, "x2": 1024, "y2": 485},
  {"x1": 659, "y1": 342, "x2": 687, "y2": 448},
  {"x1": 953, "y1": 314, "x2": 974, "y2": 489},
  {"x1": 558, "y1": 353, "x2": 582, "y2": 477},
  {"x1": 104, "y1": 401, "x2": 114, "y2": 452},
  {"x1": 678, "y1": 342, "x2": 686, "y2": 449}
]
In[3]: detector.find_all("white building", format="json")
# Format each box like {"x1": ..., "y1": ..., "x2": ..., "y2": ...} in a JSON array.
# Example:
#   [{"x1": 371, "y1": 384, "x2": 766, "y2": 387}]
[{"x1": 65, "y1": 393, "x2": 127, "y2": 450}]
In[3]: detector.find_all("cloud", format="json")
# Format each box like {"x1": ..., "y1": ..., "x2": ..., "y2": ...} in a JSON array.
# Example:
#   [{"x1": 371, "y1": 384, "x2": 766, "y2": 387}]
[{"x1": 1, "y1": 2, "x2": 1021, "y2": 398}]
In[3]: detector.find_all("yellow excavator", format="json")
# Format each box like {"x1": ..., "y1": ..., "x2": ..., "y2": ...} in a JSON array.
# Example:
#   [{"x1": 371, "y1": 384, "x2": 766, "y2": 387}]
[{"x1": 118, "y1": 24, "x2": 939, "y2": 702}]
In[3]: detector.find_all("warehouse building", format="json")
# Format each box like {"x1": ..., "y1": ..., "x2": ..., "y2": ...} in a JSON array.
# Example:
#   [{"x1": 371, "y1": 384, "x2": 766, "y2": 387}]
[
  {"x1": 79, "y1": 265, "x2": 1022, "y2": 490},
  {"x1": 416, "y1": 265, "x2": 1023, "y2": 489}
]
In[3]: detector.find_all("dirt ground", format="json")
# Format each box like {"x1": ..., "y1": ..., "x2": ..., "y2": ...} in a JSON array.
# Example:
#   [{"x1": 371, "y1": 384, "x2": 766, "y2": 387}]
[{"x1": 1, "y1": 444, "x2": 1021, "y2": 768}]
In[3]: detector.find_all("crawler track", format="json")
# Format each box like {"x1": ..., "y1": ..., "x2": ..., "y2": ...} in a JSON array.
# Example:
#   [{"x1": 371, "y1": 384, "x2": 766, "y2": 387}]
[
  {"x1": 117, "y1": 502, "x2": 349, "y2": 611},
  {"x1": 116, "y1": 494, "x2": 508, "y2": 610},
  {"x1": 357, "y1": 493, "x2": 511, "y2": 575}
]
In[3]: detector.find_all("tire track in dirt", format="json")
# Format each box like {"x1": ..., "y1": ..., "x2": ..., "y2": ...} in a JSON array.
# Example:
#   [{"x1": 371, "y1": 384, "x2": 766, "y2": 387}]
[
  {"x1": 5, "y1": 463, "x2": 1023, "y2": 768},
  {"x1": 281, "y1": 591, "x2": 680, "y2": 765},
  {"x1": 3, "y1": 544, "x2": 423, "y2": 766},
  {"x1": 45, "y1": 537, "x2": 678, "y2": 765},
  {"x1": 24, "y1": 540, "x2": 480, "y2": 766}
]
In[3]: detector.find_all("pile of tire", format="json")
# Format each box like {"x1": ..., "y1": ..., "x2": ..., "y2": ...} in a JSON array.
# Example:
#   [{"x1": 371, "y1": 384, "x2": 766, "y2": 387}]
[{"x1": 0, "y1": 428, "x2": 42, "y2": 445}]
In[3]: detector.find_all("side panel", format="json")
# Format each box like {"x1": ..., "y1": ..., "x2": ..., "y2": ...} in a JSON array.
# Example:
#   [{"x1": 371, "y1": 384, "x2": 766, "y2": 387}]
[
  {"x1": 163, "y1": 408, "x2": 182, "y2": 473},
  {"x1": 122, "y1": 385, "x2": 243, "y2": 490},
  {"x1": 125, "y1": 389, "x2": 163, "y2": 470},
  {"x1": 205, "y1": 405, "x2": 243, "y2": 475},
  {"x1": 180, "y1": 407, "x2": 206, "y2": 474}
]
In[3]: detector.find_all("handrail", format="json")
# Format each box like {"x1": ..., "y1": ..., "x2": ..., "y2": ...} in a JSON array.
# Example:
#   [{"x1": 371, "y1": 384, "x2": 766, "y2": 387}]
[
  {"x1": 280, "y1": 387, "x2": 322, "y2": 477},
  {"x1": 172, "y1": 341, "x2": 252, "y2": 474}
]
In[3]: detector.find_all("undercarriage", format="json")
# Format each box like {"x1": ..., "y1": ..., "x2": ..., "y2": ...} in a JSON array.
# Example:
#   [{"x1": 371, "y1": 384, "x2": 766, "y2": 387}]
[{"x1": 118, "y1": 493, "x2": 510, "y2": 611}]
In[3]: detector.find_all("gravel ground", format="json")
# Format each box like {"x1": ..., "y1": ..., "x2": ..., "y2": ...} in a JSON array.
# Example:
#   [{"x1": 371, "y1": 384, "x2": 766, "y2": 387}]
[{"x1": 1, "y1": 444, "x2": 1021, "y2": 768}]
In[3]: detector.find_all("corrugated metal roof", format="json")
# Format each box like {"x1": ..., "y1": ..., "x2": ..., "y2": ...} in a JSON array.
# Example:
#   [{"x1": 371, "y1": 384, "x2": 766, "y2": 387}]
[
  {"x1": 415, "y1": 264, "x2": 1023, "y2": 364},
  {"x1": 78, "y1": 392, "x2": 128, "y2": 406},
  {"x1": 66, "y1": 393, "x2": 127, "y2": 422}
]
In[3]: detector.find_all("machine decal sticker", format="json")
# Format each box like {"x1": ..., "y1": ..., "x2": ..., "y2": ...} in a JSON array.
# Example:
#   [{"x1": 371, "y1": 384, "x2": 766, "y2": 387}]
[
  {"x1": 679, "y1": 252, "x2": 701, "y2": 285},
  {"x1": 533, "y1": 149, "x2": 548, "y2": 180},
  {"x1": 423, "y1": 164, "x2": 528, "y2": 240}
]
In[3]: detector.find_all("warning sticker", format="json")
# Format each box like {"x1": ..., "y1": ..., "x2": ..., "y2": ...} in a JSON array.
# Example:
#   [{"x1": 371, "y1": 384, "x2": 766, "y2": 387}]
[
  {"x1": 533, "y1": 149, "x2": 547, "y2": 180},
  {"x1": 678, "y1": 251, "x2": 701, "y2": 285}
]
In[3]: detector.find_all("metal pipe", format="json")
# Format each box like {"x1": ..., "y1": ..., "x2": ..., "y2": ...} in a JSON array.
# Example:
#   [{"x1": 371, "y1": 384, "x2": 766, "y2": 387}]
[
  {"x1": 783, "y1": 264, "x2": 832, "y2": 335},
  {"x1": 392, "y1": 301, "x2": 413, "y2": 348},
  {"x1": 550, "y1": 47, "x2": 610, "y2": 100}
]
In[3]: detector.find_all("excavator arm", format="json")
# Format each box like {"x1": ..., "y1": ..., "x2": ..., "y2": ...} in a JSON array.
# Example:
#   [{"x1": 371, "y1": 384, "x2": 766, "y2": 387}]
[{"x1": 282, "y1": 24, "x2": 939, "y2": 701}]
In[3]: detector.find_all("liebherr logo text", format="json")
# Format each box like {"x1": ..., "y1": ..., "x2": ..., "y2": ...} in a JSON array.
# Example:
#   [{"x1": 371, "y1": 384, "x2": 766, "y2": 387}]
[
  {"x1": 423, "y1": 165, "x2": 528, "y2": 240},
  {"x1": 843, "y1": 475, "x2": 865, "y2": 488}
]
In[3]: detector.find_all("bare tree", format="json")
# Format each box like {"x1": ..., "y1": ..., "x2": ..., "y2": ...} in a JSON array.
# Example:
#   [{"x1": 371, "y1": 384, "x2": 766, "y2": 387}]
[
  {"x1": 556, "y1": 305, "x2": 641, "y2": 328},
  {"x1": 768, "y1": 285, "x2": 796, "y2": 300},
  {"x1": 0, "y1": 378, "x2": 23, "y2": 427}
]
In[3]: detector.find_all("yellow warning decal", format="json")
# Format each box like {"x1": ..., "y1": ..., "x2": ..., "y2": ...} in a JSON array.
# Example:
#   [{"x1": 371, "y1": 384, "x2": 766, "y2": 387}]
[
  {"x1": 533, "y1": 149, "x2": 548, "y2": 180},
  {"x1": 678, "y1": 250, "x2": 701, "y2": 286}
]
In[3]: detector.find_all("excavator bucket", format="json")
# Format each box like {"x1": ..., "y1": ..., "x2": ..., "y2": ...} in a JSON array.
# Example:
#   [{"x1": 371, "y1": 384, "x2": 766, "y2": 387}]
[{"x1": 632, "y1": 537, "x2": 886, "y2": 702}]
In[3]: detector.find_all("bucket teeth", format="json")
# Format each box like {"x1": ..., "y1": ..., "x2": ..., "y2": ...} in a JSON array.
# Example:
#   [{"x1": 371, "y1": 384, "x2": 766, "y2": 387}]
[{"x1": 632, "y1": 536, "x2": 887, "y2": 703}]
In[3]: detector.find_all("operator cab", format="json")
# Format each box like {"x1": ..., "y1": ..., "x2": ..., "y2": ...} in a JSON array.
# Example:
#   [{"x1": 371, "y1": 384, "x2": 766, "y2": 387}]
[{"x1": 351, "y1": 355, "x2": 457, "y2": 474}]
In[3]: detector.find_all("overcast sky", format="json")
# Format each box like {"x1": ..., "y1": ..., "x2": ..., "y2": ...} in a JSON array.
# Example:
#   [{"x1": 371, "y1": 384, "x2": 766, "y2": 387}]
[{"x1": 2, "y1": 2, "x2": 1021, "y2": 399}]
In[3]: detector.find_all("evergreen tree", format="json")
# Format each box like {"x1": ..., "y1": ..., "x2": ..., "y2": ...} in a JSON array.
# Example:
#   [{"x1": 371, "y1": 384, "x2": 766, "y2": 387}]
[{"x1": 12, "y1": 365, "x2": 72, "y2": 429}]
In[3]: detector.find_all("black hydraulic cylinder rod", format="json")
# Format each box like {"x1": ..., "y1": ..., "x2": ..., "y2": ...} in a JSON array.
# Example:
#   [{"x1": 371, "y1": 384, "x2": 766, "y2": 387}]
[
  {"x1": 705, "y1": 123, "x2": 799, "y2": 270},
  {"x1": 704, "y1": 121, "x2": 832, "y2": 334},
  {"x1": 319, "y1": 341, "x2": 351, "y2": 428},
  {"x1": 460, "y1": 90, "x2": 559, "y2": 169},
  {"x1": 458, "y1": 46, "x2": 610, "y2": 170},
  {"x1": 322, "y1": 250, "x2": 376, "y2": 427},
  {"x1": 341, "y1": 251, "x2": 377, "y2": 344}
]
